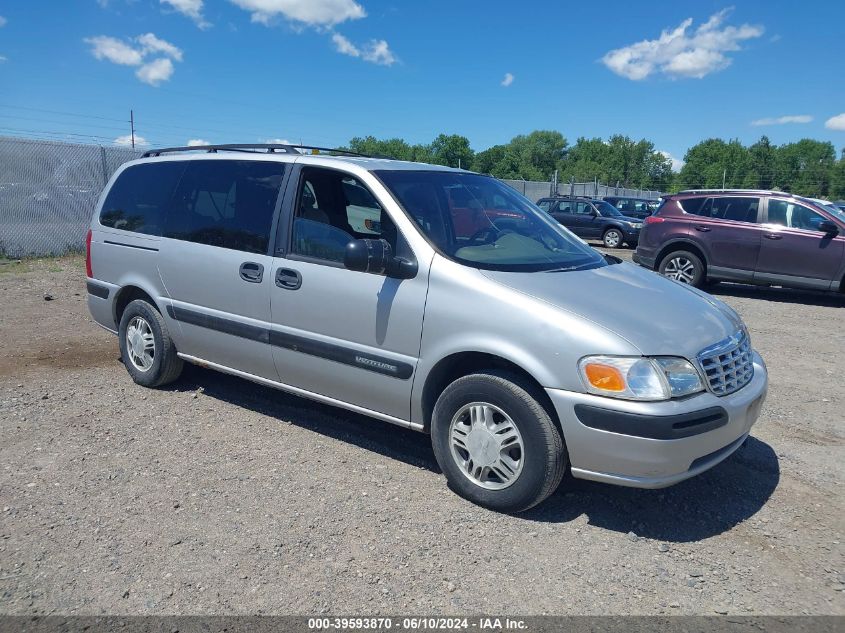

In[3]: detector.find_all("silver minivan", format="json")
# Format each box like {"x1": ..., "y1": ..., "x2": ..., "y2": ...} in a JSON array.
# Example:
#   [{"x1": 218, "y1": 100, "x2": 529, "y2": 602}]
[{"x1": 86, "y1": 144, "x2": 768, "y2": 512}]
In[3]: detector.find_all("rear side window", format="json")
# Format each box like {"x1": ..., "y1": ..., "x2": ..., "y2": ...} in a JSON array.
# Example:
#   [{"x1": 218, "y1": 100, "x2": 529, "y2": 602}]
[
  {"x1": 708, "y1": 197, "x2": 760, "y2": 223},
  {"x1": 164, "y1": 160, "x2": 285, "y2": 254},
  {"x1": 678, "y1": 197, "x2": 708, "y2": 216},
  {"x1": 99, "y1": 162, "x2": 185, "y2": 236},
  {"x1": 536, "y1": 200, "x2": 551, "y2": 212}
]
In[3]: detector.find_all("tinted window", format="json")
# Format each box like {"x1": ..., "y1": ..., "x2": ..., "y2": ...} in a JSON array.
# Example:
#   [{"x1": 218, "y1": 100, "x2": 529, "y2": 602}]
[
  {"x1": 164, "y1": 160, "x2": 284, "y2": 254},
  {"x1": 292, "y1": 168, "x2": 393, "y2": 263},
  {"x1": 767, "y1": 200, "x2": 828, "y2": 231},
  {"x1": 594, "y1": 201, "x2": 622, "y2": 216},
  {"x1": 376, "y1": 171, "x2": 605, "y2": 273},
  {"x1": 555, "y1": 200, "x2": 573, "y2": 213},
  {"x1": 99, "y1": 162, "x2": 185, "y2": 236},
  {"x1": 573, "y1": 202, "x2": 593, "y2": 215},
  {"x1": 709, "y1": 197, "x2": 760, "y2": 223},
  {"x1": 679, "y1": 197, "x2": 709, "y2": 216},
  {"x1": 536, "y1": 200, "x2": 552, "y2": 212}
]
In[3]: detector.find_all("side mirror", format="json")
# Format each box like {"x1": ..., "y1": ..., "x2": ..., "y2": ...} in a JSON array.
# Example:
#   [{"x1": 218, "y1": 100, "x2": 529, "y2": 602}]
[
  {"x1": 344, "y1": 239, "x2": 418, "y2": 279},
  {"x1": 818, "y1": 220, "x2": 839, "y2": 235}
]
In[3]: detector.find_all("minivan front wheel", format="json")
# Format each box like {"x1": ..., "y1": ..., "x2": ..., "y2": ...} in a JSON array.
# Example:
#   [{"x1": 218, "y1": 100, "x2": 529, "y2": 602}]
[
  {"x1": 431, "y1": 371, "x2": 566, "y2": 513},
  {"x1": 659, "y1": 250, "x2": 705, "y2": 287},
  {"x1": 118, "y1": 299, "x2": 183, "y2": 388}
]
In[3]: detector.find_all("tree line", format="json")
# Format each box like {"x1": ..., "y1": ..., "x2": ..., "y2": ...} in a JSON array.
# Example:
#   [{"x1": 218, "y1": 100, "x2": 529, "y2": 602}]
[{"x1": 344, "y1": 132, "x2": 845, "y2": 199}]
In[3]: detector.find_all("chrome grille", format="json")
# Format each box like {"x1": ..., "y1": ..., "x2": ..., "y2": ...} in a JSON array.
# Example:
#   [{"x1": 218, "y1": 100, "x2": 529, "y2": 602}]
[{"x1": 697, "y1": 331, "x2": 754, "y2": 396}]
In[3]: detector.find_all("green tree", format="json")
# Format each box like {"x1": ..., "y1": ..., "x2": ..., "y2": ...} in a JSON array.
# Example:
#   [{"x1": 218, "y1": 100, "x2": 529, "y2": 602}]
[
  {"x1": 748, "y1": 135, "x2": 776, "y2": 189},
  {"x1": 428, "y1": 134, "x2": 474, "y2": 169},
  {"x1": 773, "y1": 139, "x2": 836, "y2": 197},
  {"x1": 678, "y1": 139, "x2": 753, "y2": 190}
]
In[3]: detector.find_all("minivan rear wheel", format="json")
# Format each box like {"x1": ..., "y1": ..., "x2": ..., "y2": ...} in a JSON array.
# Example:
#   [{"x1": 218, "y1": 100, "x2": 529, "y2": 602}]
[
  {"x1": 118, "y1": 299, "x2": 183, "y2": 388},
  {"x1": 659, "y1": 250, "x2": 705, "y2": 287},
  {"x1": 431, "y1": 371, "x2": 566, "y2": 513}
]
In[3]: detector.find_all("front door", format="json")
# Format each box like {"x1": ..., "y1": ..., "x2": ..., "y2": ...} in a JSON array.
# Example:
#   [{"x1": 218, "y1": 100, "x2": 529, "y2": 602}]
[
  {"x1": 269, "y1": 166, "x2": 429, "y2": 421},
  {"x1": 755, "y1": 198, "x2": 845, "y2": 289},
  {"x1": 158, "y1": 158, "x2": 288, "y2": 380},
  {"x1": 573, "y1": 201, "x2": 602, "y2": 238}
]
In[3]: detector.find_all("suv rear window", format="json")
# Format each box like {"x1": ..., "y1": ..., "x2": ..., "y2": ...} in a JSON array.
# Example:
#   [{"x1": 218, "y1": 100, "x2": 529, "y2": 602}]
[
  {"x1": 164, "y1": 160, "x2": 285, "y2": 254},
  {"x1": 99, "y1": 162, "x2": 185, "y2": 236}
]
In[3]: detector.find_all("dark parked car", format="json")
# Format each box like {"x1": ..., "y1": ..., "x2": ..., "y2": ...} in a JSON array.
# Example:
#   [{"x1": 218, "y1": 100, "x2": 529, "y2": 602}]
[
  {"x1": 634, "y1": 189, "x2": 845, "y2": 292},
  {"x1": 536, "y1": 197, "x2": 642, "y2": 248},
  {"x1": 603, "y1": 196, "x2": 659, "y2": 220}
]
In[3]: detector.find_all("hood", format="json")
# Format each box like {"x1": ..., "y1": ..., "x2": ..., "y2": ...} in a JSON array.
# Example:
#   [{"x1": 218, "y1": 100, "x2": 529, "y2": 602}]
[
  {"x1": 618, "y1": 215, "x2": 642, "y2": 223},
  {"x1": 481, "y1": 261, "x2": 744, "y2": 359}
]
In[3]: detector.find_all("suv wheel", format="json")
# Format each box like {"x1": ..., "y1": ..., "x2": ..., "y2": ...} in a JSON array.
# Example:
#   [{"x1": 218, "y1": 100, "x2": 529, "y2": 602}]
[
  {"x1": 602, "y1": 228, "x2": 622, "y2": 248},
  {"x1": 430, "y1": 371, "x2": 566, "y2": 513},
  {"x1": 659, "y1": 250, "x2": 705, "y2": 287},
  {"x1": 118, "y1": 299, "x2": 184, "y2": 388}
]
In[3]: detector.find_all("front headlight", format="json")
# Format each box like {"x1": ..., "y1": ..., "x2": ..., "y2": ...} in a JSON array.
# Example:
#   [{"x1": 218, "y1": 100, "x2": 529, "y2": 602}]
[
  {"x1": 578, "y1": 355, "x2": 703, "y2": 401},
  {"x1": 631, "y1": 222, "x2": 643, "y2": 229}
]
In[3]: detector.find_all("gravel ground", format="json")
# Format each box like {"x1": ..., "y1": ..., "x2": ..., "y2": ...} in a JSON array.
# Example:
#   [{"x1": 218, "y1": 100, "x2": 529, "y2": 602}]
[{"x1": 0, "y1": 252, "x2": 843, "y2": 616}]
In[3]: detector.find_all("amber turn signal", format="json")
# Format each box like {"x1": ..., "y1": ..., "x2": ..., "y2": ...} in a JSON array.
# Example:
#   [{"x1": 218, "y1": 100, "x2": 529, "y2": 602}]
[{"x1": 583, "y1": 363, "x2": 626, "y2": 392}]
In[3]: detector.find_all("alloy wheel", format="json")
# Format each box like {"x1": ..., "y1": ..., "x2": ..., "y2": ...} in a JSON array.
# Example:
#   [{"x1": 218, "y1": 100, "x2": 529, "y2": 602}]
[{"x1": 663, "y1": 256, "x2": 696, "y2": 284}]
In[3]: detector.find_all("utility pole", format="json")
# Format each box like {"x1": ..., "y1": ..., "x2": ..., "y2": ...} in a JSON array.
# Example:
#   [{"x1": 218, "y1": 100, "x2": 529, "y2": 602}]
[
  {"x1": 130, "y1": 109, "x2": 136, "y2": 149},
  {"x1": 722, "y1": 168, "x2": 726, "y2": 189}
]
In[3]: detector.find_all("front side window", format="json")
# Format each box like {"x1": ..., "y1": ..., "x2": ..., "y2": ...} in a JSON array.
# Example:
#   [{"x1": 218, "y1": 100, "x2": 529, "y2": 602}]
[
  {"x1": 376, "y1": 171, "x2": 606, "y2": 272},
  {"x1": 164, "y1": 160, "x2": 284, "y2": 254},
  {"x1": 536, "y1": 200, "x2": 551, "y2": 212},
  {"x1": 573, "y1": 202, "x2": 594, "y2": 215},
  {"x1": 99, "y1": 162, "x2": 185, "y2": 236},
  {"x1": 594, "y1": 201, "x2": 622, "y2": 217},
  {"x1": 767, "y1": 200, "x2": 829, "y2": 232},
  {"x1": 291, "y1": 168, "x2": 394, "y2": 263}
]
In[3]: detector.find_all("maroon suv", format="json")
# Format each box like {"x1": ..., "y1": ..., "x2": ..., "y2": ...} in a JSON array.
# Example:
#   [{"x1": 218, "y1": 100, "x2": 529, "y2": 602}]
[{"x1": 634, "y1": 190, "x2": 845, "y2": 292}]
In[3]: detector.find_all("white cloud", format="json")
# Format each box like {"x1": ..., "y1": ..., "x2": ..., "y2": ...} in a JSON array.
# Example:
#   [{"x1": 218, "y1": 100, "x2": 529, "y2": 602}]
[
  {"x1": 332, "y1": 33, "x2": 395, "y2": 65},
  {"x1": 113, "y1": 134, "x2": 149, "y2": 147},
  {"x1": 0, "y1": 16, "x2": 7, "y2": 27},
  {"x1": 751, "y1": 114, "x2": 813, "y2": 126},
  {"x1": 601, "y1": 8, "x2": 764, "y2": 80},
  {"x1": 332, "y1": 32, "x2": 358, "y2": 56},
  {"x1": 0, "y1": 56, "x2": 7, "y2": 63},
  {"x1": 361, "y1": 39, "x2": 395, "y2": 65},
  {"x1": 264, "y1": 138, "x2": 292, "y2": 144},
  {"x1": 84, "y1": 35, "x2": 144, "y2": 66},
  {"x1": 136, "y1": 58, "x2": 174, "y2": 85},
  {"x1": 229, "y1": 0, "x2": 365, "y2": 27},
  {"x1": 137, "y1": 33, "x2": 183, "y2": 61},
  {"x1": 659, "y1": 150, "x2": 685, "y2": 172},
  {"x1": 187, "y1": 139, "x2": 211, "y2": 146},
  {"x1": 85, "y1": 33, "x2": 182, "y2": 85},
  {"x1": 501, "y1": 72, "x2": 514, "y2": 87},
  {"x1": 161, "y1": 0, "x2": 210, "y2": 28},
  {"x1": 825, "y1": 113, "x2": 845, "y2": 131}
]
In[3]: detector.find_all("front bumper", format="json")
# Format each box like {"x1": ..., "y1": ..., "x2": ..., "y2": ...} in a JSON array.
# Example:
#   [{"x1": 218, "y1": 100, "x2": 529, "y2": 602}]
[{"x1": 545, "y1": 352, "x2": 767, "y2": 488}]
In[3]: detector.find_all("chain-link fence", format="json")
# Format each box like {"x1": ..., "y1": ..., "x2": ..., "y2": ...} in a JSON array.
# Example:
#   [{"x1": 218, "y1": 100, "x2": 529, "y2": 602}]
[
  {"x1": 502, "y1": 178, "x2": 663, "y2": 203},
  {"x1": 0, "y1": 137, "x2": 142, "y2": 257}
]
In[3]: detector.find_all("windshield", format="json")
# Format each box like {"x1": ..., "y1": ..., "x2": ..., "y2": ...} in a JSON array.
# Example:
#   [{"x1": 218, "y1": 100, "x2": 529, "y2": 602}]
[
  {"x1": 375, "y1": 171, "x2": 607, "y2": 272},
  {"x1": 594, "y1": 201, "x2": 623, "y2": 217}
]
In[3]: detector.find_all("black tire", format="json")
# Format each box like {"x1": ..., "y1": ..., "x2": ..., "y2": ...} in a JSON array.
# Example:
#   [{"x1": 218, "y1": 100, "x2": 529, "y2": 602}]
[
  {"x1": 430, "y1": 371, "x2": 567, "y2": 513},
  {"x1": 658, "y1": 249, "x2": 706, "y2": 288},
  {"x1": 118, "y1": 299, "x2": 183, "y2": 388},
  {"x1": 602, "y1": 228, "x2": 623, "y2": 249}
]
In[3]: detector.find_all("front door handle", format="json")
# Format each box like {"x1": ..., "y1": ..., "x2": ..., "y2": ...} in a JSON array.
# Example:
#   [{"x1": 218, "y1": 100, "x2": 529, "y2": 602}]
[
  {"x1": 239, "y1": 262, "x2": 264, "y2": 283},
  {"x1": 693, "y1": 225, "x2": 712, "y2": 232},
  {"x1": 764, "y1": 233, "x2": 783, "y2": 240},
  {"x1": 276, "y1": 267, "x2": 302, "y2": 290}
]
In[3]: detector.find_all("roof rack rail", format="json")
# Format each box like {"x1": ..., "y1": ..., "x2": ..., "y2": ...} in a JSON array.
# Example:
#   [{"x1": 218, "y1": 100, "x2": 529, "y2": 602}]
[
  {"x1": 674, "y1": 188, "x2": 792, "y2": 196},
  {"x1": 141, "y1": 143, "x2": 370, "y2": 158}
]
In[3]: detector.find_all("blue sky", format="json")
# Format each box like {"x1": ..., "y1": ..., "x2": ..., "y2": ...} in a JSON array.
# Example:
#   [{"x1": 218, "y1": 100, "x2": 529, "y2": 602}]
[{"x1": 1, "y1": 0, "x2": 843, "y2": 170}]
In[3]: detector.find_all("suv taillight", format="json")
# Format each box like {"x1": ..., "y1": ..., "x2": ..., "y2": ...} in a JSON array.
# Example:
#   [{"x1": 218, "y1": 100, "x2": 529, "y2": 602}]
[
  {"x1": 644, "y1": 216, "x2": 665, "y2": 225},
  {"x1": 85, "y1": 229, "x2": 93, "y2": 277}
]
